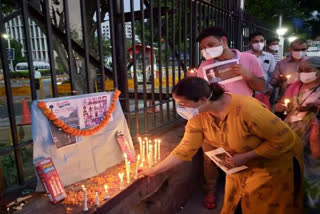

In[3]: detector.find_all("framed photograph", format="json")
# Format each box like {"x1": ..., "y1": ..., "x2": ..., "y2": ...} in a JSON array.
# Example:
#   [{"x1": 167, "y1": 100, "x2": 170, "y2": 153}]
[
  {"x1": 202, "y1": 59, "x2": 242, "y2": 84},
  {"x1": 205, "y1": 147, "x2": 248, "y2": 175}
]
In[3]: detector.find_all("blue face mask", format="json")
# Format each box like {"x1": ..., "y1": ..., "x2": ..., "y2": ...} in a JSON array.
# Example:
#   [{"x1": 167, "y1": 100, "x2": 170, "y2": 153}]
[{"x1": 175, "y1": 93, "x2": 213, "y2": 120}]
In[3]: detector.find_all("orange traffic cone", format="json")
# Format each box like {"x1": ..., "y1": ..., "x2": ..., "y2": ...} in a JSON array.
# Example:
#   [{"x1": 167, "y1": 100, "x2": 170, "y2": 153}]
[{"x1": 20, "y1": 98, "x2": 31, "y2": 125}]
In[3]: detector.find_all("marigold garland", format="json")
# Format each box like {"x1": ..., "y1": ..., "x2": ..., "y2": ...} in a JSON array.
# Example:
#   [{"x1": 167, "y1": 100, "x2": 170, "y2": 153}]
[{"x1": 37, "y1": 90, "x2": 121, "y2": 136}]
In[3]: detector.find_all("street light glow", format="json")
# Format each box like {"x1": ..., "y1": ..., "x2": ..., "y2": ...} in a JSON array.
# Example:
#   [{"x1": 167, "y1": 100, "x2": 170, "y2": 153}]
[
  {"x1": 288, "y1": 36, "x2": 297, "y2": 43},
  {"x1": 2, "y1": 33, "x2": 9, "y2": 39},
  {"x1": 276, "y1": 28, "x2": 288, "y2": 36}
]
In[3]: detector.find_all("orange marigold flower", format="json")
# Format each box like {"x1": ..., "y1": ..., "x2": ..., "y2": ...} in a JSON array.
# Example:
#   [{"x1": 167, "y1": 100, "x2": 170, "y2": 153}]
[
  {"x1": 43, "y1": 109, "x2": 51, "y2": 115},
  {"x1": 114, "y1": 90, "x2": 121, "y2": 97},
  {"x1": 37, "y1": 101, "x2": 47, "y2": 109},
  {"x1": 48, "y1": 114, "x2": 57, "y2": 120},
  {"x1": 61, "y1": 123, "x2": 68, "y2": 129},
  {"x1": 56, "y1": 120, "x2": 65, "y2": 127},
  {"x1": 53, "y1": 119, "x2": 61, "y2": 125}
]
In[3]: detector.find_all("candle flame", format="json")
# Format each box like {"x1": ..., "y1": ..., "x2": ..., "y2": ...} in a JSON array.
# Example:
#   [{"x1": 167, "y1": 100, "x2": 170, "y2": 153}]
[
  {"x1": 124, "y1": 153, "x2": 127, "y2": 159},
  {"x1": 140, "y1": 162, "x2": 143, "y2": 168},
  {"x1": 137, "y1": 154, "x2": 140, "y2": 160},
  {"x1": 284, "y1": 99, "x2": 290, "y2": 104},
  {"x1": 81, "y1": 185, "x2": 85, "y2": 189},
  {"x1": 286, "y1": 74, "x2": 291, "y2": 79},
  {"x1": 138, "y1": 137, "x2": 141, "y2": 142},
  {"x1": 104, "y1": 185, "x2": 108, "y2": 190}
]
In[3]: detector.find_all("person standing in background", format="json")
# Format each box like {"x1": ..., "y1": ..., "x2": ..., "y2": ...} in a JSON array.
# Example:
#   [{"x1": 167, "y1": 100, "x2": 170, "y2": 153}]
[
  {"x1": 246, "y1": 32, "x2": 276, "y2": 109},
  {"x1": 266, "y1": 38, "x2": 282, "y2": 63},
  {"x1": 271, "y1": 38, "x2": 309, "y2": 104}
]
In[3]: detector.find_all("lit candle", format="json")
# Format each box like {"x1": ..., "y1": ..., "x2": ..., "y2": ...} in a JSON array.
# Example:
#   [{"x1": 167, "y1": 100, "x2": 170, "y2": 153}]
[
  {"x1": 154, "y1": 140, "x2": 157, "y2": 164},
  {"x1": 158, "y1": 139, "x2": 161, "y2": 161},
  {"x1": 104, "y1": 185, "x2": 110, "y2": 200},
  {"x1": 95, "y1": 192, "x2": 100, "y2": 206},
  {"x1": 142, "y1": 141, "x2": 146, "y2": 160},
  {"x1": 124, "y1": 153, "x2": 128, "y2": 167},
  {"x1": 126, "y1": 161, "x2": 131, "y2": 184},
  {"x1": 146, "y1": 140, "x2": 149, "y2": 159},
  {"x1": 140, "y1": 161, "x2": 144, "y2": 168},
  {"x1": 149, "y1": 144, "x2": 153, "y2": 166},
  {"x1": 284, "y1": 99, "x2": 290, "y2": 115},
  {"x1": 286, "y1": 74, "x2": 291, "y2": 79},
  {"x1": 138, "y1": 137, "x2": 142, "y2": 158},
  {"x1": 82, "y1": 185, "x2": 88, "y2": 211},
  {"x1": 119, "y1": 172, "x2": 124, "y2": 190},
  {"x1": 135, "y1": 155, "x2": 140, "y2": 179}
]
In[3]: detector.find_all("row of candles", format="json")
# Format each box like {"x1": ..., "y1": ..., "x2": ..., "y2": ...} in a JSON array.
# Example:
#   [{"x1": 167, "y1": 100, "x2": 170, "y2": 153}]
[
  {"x1": 81, "y1": 184, "x2": 109, "y2": 211},
  {"x1": 81, "y1": 137, "x2": 162, "y2": 211}
]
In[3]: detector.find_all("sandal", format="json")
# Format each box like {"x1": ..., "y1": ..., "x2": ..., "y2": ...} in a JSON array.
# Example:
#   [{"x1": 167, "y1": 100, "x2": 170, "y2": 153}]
[{"x1": 203, "y1": 193, "x2": 217, "y2": 209}]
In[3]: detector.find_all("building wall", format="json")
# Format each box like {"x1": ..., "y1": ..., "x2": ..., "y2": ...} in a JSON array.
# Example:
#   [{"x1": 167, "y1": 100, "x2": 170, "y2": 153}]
[{"x1": 4, "y1": 16, "x2": 48, "y2": 63}]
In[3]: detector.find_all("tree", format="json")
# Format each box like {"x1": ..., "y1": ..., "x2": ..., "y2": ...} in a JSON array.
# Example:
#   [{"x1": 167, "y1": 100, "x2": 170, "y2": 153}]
[
  {"x1": 10, "y1": 39, "x2": 26, "y2": 67},
  {"x1": 245, "y1": 0, "x2": 320, "y2": 39}
]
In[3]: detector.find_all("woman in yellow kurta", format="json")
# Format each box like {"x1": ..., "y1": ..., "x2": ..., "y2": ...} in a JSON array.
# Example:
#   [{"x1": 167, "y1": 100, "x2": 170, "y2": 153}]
[{"x1": 139, "y1": 77, "x2": 303, "y2": 214}]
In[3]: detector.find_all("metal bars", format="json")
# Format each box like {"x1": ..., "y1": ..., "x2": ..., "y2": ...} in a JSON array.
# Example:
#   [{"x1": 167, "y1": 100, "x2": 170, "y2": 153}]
[{"x1": 0, "y1": 0, "x2": 274, "y2": 190}]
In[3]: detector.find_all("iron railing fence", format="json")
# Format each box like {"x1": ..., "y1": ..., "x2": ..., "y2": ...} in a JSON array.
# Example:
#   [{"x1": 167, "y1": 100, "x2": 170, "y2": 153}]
[{"x1": 0, "y1": 0, "x2": 273, "y2": 192}]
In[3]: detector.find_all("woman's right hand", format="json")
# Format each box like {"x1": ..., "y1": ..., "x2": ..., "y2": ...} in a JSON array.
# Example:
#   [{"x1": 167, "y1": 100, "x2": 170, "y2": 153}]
[
  {"x1": 274, "y1": 103, "x2": 287, "y2": 112},
  {"x1": 138, "y1": 167, "x2": 157, "y2": 178}
]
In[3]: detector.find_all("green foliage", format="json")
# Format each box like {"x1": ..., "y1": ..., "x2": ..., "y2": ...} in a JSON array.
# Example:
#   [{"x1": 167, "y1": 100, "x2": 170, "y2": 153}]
[
  {"x1": 245, "y1": 0, "x2": 320, "y2": 38},
  {"x1": 10, "y1": 39, "x2": 27, "y2": 66}
]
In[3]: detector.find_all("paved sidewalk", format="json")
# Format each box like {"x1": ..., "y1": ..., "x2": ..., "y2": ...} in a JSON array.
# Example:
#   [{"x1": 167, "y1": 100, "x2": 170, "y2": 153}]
[{"x1": 179, "y1": 176, "x2": 225, "y2": 214}]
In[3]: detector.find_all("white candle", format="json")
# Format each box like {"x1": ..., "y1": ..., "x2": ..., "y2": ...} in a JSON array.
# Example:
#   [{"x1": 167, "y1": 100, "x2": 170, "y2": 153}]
[
  {"x1": 95, "y1": 192, "x2": 100, "y2": 206},
  {"x1": 284, "y1": 99, "x2": 290, "y2": 115},
  {"x1": 158, "y1": 139, "x2": 161, "y2": 161},
  {"x1": 149, "y1": 144, "x2": 153, "y2": 166},
  {"x1": 135, "y1": 155, "x2": 140, "y2": 179},
  {"x1": 142, "y1": 141, "x2": 146, "y2": 160},
  {"x1": 119, "y1": 172, "x2": 124, "y2": 190},
  {"x1": 104, "y1": 185, "x2": 110, "y2": 200},
  {"x1": 138, "y1": 137, "x2": 142, "y2": 158},
  {"x1": 154, "y1": 141, "x2": 157, "y2": 164},
  {"x1": 126, "y1": 161, "x2": 131, "y2": 184},
  {"x1": 124, "y1": 153, "x2": 128, "y2": 167},
  {"x1": 146, "y1": 140, "x2": 149, "y2": 159},
  {"x1": 82, "y1": 185, "x2": 88, "y2": 211}
]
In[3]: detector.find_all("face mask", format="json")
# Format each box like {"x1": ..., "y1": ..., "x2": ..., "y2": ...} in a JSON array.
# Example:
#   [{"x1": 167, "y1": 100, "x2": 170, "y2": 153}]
[
  {"x1": 201, "y1": 46, "x2": 224, "y2": 60},
  {"x1": 291, "y1": 51, "x2": 306, "y2": 60},
  {"x1": 176, "y1": 105, "x2": 200, "y2": 120},
  {"x1": 299, "y1": 72, "x2": 318, "y2": 83},
  {"x1": 269, "y1": 45, "x2": 279, "y2": 51},
  {"x1": 252, "y1": 42, "x2": 265, "y2": 51},
  {"x1": 176, "y1": 93, "x2": 213, "y2": 120}
]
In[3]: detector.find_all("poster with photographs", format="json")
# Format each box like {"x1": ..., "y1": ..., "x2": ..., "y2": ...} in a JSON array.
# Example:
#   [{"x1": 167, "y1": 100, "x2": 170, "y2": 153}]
[
  {"x1": 78, "y1": 95, "x2": 112, "y2": 129},
  {"x1": 46, "y1": 100, "x2": 82, "y2": 149},
  {"x1": 202, "y1": 59, "x2": 242, "y2": 84},
  {"x1": 205, "y1": 147, "x2": 248, "y2": 175},
  {"x1": 46, "y1": 94, "x2": 112, "y2": 149}
]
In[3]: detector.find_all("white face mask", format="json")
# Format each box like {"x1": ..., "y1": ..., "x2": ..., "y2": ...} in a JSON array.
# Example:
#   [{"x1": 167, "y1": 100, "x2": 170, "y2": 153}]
[
  {"x1": 176, "y1": 105, "x2": 200, "y2": 120},
  {"x1": 299, "y1": 72, "x2": 318, "y2": 83},
  {"x1": 269, "y1": 45, "x2": 279, "y2": 51},
  {"x1": 252, "y1": 42, "x2": 265, "y2": 51},
  {"x1": 176, "y1": 93, "x2": 213, "y2": 120},
  {"x1": 201, "y1": 46, "x2": 224, "y2": 60},
  {"x1": 291, "y1": 51, "x2": 306, "y2": 60}
]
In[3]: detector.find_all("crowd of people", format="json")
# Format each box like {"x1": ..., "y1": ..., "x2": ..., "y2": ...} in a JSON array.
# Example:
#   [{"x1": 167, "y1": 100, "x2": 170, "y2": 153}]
[{"x1": 139, "y1": 26, "x2": 320, "y2": 214}]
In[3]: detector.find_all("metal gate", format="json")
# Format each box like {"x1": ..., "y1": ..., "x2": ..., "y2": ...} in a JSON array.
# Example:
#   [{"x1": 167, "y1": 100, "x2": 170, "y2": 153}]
[{"x1": 0, "y1": 0, "x2": 273, "y2": 193}]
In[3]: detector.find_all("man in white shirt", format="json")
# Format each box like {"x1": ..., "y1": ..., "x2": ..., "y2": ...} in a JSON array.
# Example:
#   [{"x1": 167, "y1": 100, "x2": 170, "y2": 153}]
[{"x1": 246, "y1": 32, "x2": 276, "y2": 109}]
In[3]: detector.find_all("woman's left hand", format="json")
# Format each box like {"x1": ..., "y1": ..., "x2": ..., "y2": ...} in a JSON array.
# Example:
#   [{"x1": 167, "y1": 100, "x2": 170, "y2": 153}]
[{"x1": 225, "y1": 153, "x2": 250, "y2": 167}]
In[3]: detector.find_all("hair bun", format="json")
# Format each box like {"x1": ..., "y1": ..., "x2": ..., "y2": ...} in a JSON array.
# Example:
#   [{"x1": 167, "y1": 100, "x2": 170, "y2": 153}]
[{"x1": 209, "y1": 82, "x2": 224, "y2": 101}]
